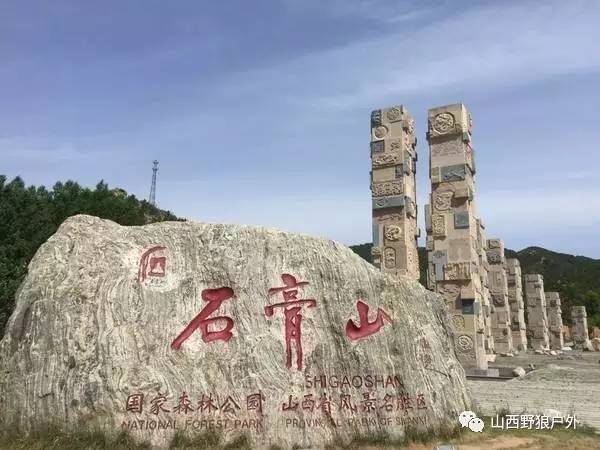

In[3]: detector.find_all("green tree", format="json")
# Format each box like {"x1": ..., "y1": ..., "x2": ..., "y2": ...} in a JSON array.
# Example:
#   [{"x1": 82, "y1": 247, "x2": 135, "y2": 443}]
[{"x1": 0, "y1": 175, "x2": 180, "y2": 336}]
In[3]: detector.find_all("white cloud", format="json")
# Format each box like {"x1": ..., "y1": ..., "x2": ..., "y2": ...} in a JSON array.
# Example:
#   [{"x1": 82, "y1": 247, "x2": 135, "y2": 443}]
[{"x1": 219, "y1": 0, "x2": 600, "y2": 111}]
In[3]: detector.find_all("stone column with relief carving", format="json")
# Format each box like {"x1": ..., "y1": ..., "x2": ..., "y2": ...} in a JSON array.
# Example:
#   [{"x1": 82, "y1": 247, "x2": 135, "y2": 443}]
[
  {"x1": 524, "y1": 274, "x2": 550, "y2": 350},
  {"x1": 425, "y1": 103, "x2": 487, "y2": 370},
  {"x1": 545, "y1": 292, "x2": 564, "y2": 350},
  {"x1": 506, "y1": 258, "x2": 528, "y2": 351},
  {"x1": 476, "y1": 219, "x2": 494, "y2": 355},
  {"x1": 486, "y1": 239, "x2": 514, "y2": 354},
  {"x1": 571, "y1": 306, "x2": 592, "y2": 350},
  {"x1": 370, "y1": 106, "x2": 419, "y2": 279}
]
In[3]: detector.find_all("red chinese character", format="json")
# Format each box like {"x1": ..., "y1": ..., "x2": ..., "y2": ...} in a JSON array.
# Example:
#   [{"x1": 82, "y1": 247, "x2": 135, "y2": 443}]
[
  {"x1": 246, "y1": 393, "x2": 263, "y2": 413},
  {"x1": 265, "y1": 274, "x2": 316, "y2": 371},
  {"x1": 339, "y1": 394, "x2": 357, "y2": 412},
  {"x1": 138, "y1": 246, "x2": 167, "y2": 282},
  {"x1": 282, "y1": 395, "x2": 299, "y2": 412},
  {"x1": 171, "y1": 287, "x2": 234, "y2": 349},
  {"x1": 345, "y1": 300, "x2": 392, "y2": 341},
  {"x1": 361, "y1": 392, "x2": 377, "y2": 413},
  {"x1": 397, "y1": 393, "x2": 413, "y2": 414},
  {"x1": 173, "y1": 391, "x2": 194, "y2": 414},
  {"x1": 302, "y1": 394, "x2": 316, "y2": 412},
  {"x1": 126, "y1": 393, "x2": 144, "y2": 413},
  {"x1": 149, "y1": 393, "x2": 170, "y2": 415},
  {"x1": 220, "y1": 396, "x2": 241, "y2": 414},
  {"x1": 317, "y1": 395, "x2": 332, "y2": 413},
  {"x1": 380, "y1": 393, "x2": 395, "y2": 412},
  {"x1": 198, "y1": 394, "x2": 218, "y2": 413},
  {"x1": 416, "y1": 393, "x2": 427, "y2": 410}
]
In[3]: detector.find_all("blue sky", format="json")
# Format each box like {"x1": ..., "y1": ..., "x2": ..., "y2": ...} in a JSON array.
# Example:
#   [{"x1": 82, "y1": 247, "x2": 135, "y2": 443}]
[{"x1": 2, "y1": 0, "x2": 600, "y2": 257}]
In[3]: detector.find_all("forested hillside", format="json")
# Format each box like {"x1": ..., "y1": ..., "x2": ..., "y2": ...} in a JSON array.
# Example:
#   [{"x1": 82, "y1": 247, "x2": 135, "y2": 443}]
[
  {"x1": 0, "y1": 175, "x2": 180, "y2": 336},
  {"x1": 2, "y1": 174, "x2": 598, "y2": 337},
  {"x1": 350, "y1": 243, "x2": 600, "y2": 328}
]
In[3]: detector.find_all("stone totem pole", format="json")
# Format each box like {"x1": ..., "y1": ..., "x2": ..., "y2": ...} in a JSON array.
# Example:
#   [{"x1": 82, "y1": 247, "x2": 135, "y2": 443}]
[
  {"x1": 524, "y1": 274, "x2": 550, "y2": 350},
  {"x1": 487, "y1": 239, "x2": 514, "y2": 354},
  {"x1": 425, "y1": 103, "x2": 487, "y2": 370},
  {"x1": 370, "y1": 105, "x2": 420, "y2": 279},
  {"x1": 477, "y1": 220, "x2": 494, "y2": 355},
  {"x1": 506, "y1": 258, "x2": 527, "y2": 351},
  {"x1": 545, "y1": 292, "x2": 565, "y2": 350},
  {"x1": 571, "y1": 306, "x2": 593, "y2": 351}
]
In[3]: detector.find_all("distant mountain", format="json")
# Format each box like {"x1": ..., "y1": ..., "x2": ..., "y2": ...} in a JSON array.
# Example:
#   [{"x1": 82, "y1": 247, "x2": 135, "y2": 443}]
[{"x1": 349, "y1": 243, "x2": 600, "y2": 328}]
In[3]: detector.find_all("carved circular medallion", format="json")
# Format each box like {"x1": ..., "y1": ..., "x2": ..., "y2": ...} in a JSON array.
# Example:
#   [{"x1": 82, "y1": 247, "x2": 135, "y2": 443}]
[
  {"x1": 452, "y1": 315, "x2": 465, "y2": 330},
  {"x1": 384, "y1": 225, "x2": 402, "y2": 242},
  {"x1": 373, "y1": 125, "x2": 388, "y2": 139},
  {"x1": 456, "y1": 335, "x2": 474, "y2": 353},
  {"x1": 432, "y1": 113, "x2": 455, "y2": 134},
  {"x1": 386, "y1": 107, "x2": 402, "y2": 121},
  {"x1": 492, "y1": 294, "x2": 505, "y2": 307}
]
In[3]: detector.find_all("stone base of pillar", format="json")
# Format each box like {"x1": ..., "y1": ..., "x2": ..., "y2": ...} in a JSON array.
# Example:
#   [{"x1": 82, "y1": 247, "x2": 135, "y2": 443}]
[{"x1": 511, "y1": 330, "x2": 528, "y2": 351}]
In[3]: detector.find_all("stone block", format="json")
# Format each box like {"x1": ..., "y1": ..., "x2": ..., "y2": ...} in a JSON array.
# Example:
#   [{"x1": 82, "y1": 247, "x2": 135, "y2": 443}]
[
  {"x1": 441, "y1": 164, "x2": 467, "y2": 182},
  {"x1": 432, "y1": 214, "x2": 447, "y2": 237},
  {"x1": 431, "y1": 167, "x2": 441, "y2": 184},
  {"x1": 454, "y1": 212, "x2": 470, "y2": 229},
  {"x1": 371, "y1": 180, "x2": 404, "y2": 197},
  {"x1": 372, "y1": 223, "x2": 380, "y2": 246},
  {"x1": 373, "y1": 196, "x2": 404, "y2": 210},
  {"x1": 370, "y1": 140, "x2": 384, "y2": 153}
]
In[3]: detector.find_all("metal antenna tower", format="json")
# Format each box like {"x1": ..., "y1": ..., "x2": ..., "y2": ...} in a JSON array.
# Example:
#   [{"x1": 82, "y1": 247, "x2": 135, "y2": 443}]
[{"x1": 149, "y1": 160, "x2": 158, "y2": 206}]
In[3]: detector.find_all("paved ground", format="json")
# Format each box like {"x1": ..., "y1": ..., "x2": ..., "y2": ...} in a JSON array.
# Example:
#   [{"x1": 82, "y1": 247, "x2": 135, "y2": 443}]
[{"x1": 468, "y1": 350, "x2": 600, "y2": 429}]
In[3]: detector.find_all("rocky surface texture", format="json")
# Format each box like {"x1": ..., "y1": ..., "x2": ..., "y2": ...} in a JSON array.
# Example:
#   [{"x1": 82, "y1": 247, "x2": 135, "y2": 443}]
[{"x1": 0, "y1": 215, "x2": 470, "y2": 449}]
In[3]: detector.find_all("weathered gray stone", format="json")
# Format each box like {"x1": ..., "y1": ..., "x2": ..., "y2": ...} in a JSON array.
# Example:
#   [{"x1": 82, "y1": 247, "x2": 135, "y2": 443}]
[
  {"x1": 505, "y1": 259, "x2": 527, "y2": 351},
  {"x1": 572, "y1": 306, "x2": 593, "y2": 351},
  {"x1": 545, "y1": 292, "x2": 565, "y2": 350},
  {"x1": 512, "y1": 367, "x2": 526, "y2": 377},
  {"x1": 486, "y1": 239, "x2": 513, "y2": 354},
  {"x1": 0, "y1": 215, "x2": 470, "y2": 449},
  {"x1": 524, "y1": 274, "x2": 549, "y2": 350}
]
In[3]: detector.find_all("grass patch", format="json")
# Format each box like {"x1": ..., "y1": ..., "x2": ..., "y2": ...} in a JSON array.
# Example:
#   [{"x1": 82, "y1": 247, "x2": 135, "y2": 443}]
[
  {"x1": 325, "y1": 424, "x2": 464, "y2": 449},
  {"x1": 0, "y1": 423, "x2": 150, "y2": 450},
  {"x1": 0, "y1": 417, "x2": 598, "y2": 450}
]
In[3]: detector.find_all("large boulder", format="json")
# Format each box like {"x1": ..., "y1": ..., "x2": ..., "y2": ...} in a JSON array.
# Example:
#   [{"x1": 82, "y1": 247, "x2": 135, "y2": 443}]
[{"x1": 0, "y1": 215, "x2": 470, "y2": 448}]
